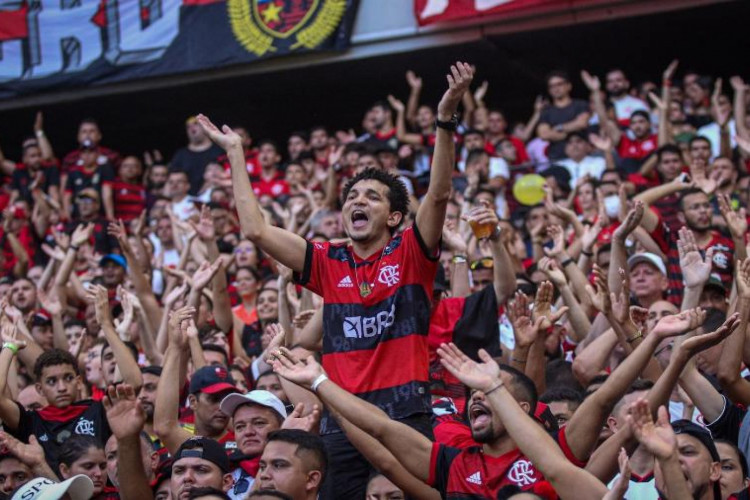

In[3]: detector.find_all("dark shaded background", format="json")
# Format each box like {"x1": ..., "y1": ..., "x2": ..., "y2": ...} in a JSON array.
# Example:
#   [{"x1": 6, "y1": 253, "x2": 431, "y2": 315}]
[{"x1": 0, "y1": 1, "x2": 745, "y2": 162}]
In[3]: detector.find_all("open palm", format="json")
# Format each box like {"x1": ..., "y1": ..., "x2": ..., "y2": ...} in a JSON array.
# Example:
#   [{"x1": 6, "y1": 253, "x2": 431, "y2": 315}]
[
  {"x1": 272, "y1": 348, "x2": 324, "y2": 388},
  {"x1": 437, "y1": 343, "x2": 498, "y2": 393}
]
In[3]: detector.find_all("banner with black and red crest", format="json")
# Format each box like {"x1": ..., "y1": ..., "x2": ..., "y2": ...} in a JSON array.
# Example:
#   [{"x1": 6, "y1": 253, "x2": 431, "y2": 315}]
[{"x1": 0, "y1": 0, "x2": 359, "y2": 99}]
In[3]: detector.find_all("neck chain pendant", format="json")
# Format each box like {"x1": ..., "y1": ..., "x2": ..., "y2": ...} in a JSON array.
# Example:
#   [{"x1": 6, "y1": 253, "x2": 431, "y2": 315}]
[{"x1": 359, "y1": 281, "x2": 372, "y2": 298}]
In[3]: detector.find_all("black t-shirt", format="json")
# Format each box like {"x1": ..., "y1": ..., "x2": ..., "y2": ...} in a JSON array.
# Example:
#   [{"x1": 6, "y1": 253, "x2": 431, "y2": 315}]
[
  {"x1": 706, "y1": 395, "x2": 747, "y2": 444},
  {"x1": 64, "y1": 219, "x2": 118, "y2": 255},
  {"x1": 64, "y1": 164, "x2": 115, "y2": 197},
  {"x1": 10, "y1": 400, "x2": 111, "y2": 467},
  {"x1": 11, "y1": 163, "x2": 60, "y2": 204},
  {"x1": 539, "y1": 99, "x2": 590, "y2": 160},
  {"x1": 170, "y1": 145, "x2": 223, "y2": 195}
]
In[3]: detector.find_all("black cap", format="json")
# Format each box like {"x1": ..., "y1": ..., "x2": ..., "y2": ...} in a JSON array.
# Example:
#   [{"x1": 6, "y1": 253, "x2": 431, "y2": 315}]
[
  {"x1": 189, "y1": 365, "x2": 237, "y2": 395},
  {"x1": 671, "y1": 419, "x2": 720, "y2": 462},
  {"x1": 173, "y1": 437, "x2": 230, "y2": 473},
  {"x1": 141, "y1": 366, "x2": 163, "y2": 377}
]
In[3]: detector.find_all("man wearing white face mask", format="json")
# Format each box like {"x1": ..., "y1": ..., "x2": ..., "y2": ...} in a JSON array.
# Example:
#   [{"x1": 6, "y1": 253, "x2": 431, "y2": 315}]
[{"x1": 556, "y1": 132, "x2": 606, "y2": 189}]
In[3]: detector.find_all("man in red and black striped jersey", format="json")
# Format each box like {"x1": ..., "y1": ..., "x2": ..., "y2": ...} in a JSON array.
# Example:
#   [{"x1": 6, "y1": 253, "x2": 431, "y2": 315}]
[
  {"x1": 198, "y1": 62, "x2": 474, "y2": 498},
  {"x1": 271, "y1": 346, "x2": 611, "y2": 500}
]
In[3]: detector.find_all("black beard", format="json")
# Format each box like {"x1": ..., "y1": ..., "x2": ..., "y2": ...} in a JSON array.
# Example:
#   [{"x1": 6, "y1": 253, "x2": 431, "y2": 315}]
[
  {"x1": 471, "y1": 423, "x2": 496, "y2": 444},
  {"x1": 685, "y1": 219, "x2": 711, "y2": 233},
  {"x1": 609, "y1": 88, "x2": 627, "y2": 97}
]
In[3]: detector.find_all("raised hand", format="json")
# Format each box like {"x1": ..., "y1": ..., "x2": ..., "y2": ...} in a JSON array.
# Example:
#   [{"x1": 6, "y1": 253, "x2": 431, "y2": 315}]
[
  {"x1": 168, "y1": 305, "x2": 195, "y2": 350},
  {"x1": 730, "y1": 76, "x2": 747, "y2": 91},
  {"x1": 33, "y1": 111, "x2": 44, "y2": 134},
  {"x1": 543, "y1": 183, "x2": 576, "y2": 223},
  {"x1": 437, "y1": 62, "x2": 474, "y2": 119},
  {"x1": 37, "y1": 287, "x2": 62, "y2": 316},
  {"x1": 164, "y1": 283, "x2": 188, "y2": 309},
  {"x1": 581, "y1": 218, "x2": 603, "y2": 253},
  {"x1": 737, "y1": 259, "x2": 750, "y2": 299},
  {"x1": 679, "y1": 312, "x2": 740, "y2": 358},
  {"x1": 610, "y1": 268, "x2": 632, "y2": 325},
  {"x1": 262, "y1": 324, "x2": 286, "y2": 362},
  {"x1": 691, "y1": 159, "x2": 717, "y2": 195},
  {"x1": 630, "y1": 306, "x2": 649, "y2": 334},
  {"x1": 651, "y1": 307, "x2": 706, "y2": 339},
  {"x1": 86, "y1": 285, "x2": 113, "y2": 327},
  {"x1": 508, "y1": 293, "x2": 545, "y2": 349},
  {"x1": 386, "y1": 95, "x2": 405, "y2": 113},
  {"x1": 272, "y1": 347, "x2": 325, "y2": 388},
  {"x1": 538, "y1": 256, "x2": 566, "y2": 288},
  {"x1": 281, "y1": 403, "x2": 321, "y2": 433},
  {"x1": 580, "y1": 70, "x2": 601, "y2": 92},
  {"x1": 103, "y1": 384, "x2": 146, "y2": 439},
  {"x1": 191, "y1": 205, "x2": 216, "y2": 242},
  {"x1": 71, "y1": 223, "x2": 95, "y2": 248},
  {"x1": 0, "y1": 432, "x2": 45, "y2": 466},
  {"x1": 191, "y1": 260, "x2": 221, "y2": 290},
  {"x1": 533, "y1": 95, "x2": 548, "y2": 113},
  {"x1": 603, "y1": 448, "x2": 631, "y2": 500},
  {"x1": 588, "y1": 133, "x2": 613, "y2": 152},
  {"x1": 473, "y1": 80, "x2": 489, "y2": 104},
  {"x1": 543, "y1": 224, "x2": 565, "y2": 258},
  {"x1": 663, "y1": 59, "x2": 679, "y2": 82},
  {"x1": 196, "y1": 114, "x2": 242, "y2": 152},
  {"x1": 628, "y1": 401, "x2": 676, "y2": 460},
  {"x1": 442, "y1": 219, "x2": 468, "y2": 254},
  {"x1": 405, "y1": 70, "x2": 422, "y2": 90},
  {"x1": 648, "y1": 92, "x2": 666, "y2": 111},
  {"x1": 677, "y1": 227, "x2": 714, "y2": 289},
  {"x1": 718, "y1": 193, "x2": 747, "y2": 241},
  {"x1": 533, "y1": 281, "x2": 568, "y2": 329},
  {"x1": 437, "y1": 343, "x2": 499, "y2": 393},
  {"x1": 585, "y1": 265, "x2": 612, "y2": 314},
  {"x1": 612, "y1": 201, "x2": 644, "y2": 242}
]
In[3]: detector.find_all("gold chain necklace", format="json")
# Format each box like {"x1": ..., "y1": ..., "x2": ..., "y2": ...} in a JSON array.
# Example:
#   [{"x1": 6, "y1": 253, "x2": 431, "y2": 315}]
[{"x1": 350, "y1": 241, "x2": 390, "y2": 298}]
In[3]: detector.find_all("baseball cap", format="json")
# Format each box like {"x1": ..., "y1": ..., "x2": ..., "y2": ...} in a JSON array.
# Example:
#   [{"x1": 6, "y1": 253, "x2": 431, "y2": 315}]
[
  {"x1": 534, "y1": 401, "x2": 559, "y2": 433},
  {"x1": 671, "y1": 419, "x2": 722, "y2": 499},
  {"x1": 220, "y1": 389, "x2": 287, "y2": 419},
  {"x1": 704, "y1": 275, "x2": 727, "y2": 296},
  {"x1": 76, "y1": 188, "x2": 100, "y2": 202},
  {"x1": 174, "y1": 437, "x2": 230, "y2": 473},
  {"x1": 31, "y1": 312, "x2": 52, "y2": 327},
  {"x1": 99, "y1": 254, "x2": 127, "y2": 270},
  {"x1": 11, "y1": 474, "x2": 94, "y2": 500},
  {"x1": 627, "y1": 252, "x2": 667, "y2": 276},
  {"x1": 189, "y1": 365, "x2": 237, "y2": 395}
]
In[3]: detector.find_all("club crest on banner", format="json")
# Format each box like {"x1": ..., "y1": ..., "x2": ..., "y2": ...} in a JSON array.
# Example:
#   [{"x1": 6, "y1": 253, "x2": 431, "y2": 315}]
[{"x1": 228, "y1": 0, "x2": 347, "y2": 56}]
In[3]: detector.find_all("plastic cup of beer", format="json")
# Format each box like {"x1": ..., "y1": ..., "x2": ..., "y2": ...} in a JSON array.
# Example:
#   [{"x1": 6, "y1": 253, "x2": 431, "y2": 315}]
[{"x1": 468, "y1": 209, "x2": 493, "y2": 239}]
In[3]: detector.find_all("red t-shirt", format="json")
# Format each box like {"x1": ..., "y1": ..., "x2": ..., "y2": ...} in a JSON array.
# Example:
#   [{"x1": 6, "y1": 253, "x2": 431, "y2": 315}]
[{"x1": 618, "y1": 134, "x2": 658, "y2": 160}]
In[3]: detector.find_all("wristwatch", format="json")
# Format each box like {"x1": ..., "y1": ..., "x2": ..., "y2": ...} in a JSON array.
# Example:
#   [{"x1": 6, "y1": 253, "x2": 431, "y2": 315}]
[
  {"x1": 452, "y1": 255, "x2": 467, "y2": 264},
  {"x1": 435, "y1": 114, "x2": 458, "y2": 132}
]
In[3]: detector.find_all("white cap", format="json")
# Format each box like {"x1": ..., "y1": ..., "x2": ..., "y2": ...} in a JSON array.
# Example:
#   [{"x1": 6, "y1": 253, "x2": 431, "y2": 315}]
[
  {"x1": 627, "y1": 252, "x2": 667, "y2": 276},
  {"x1": 11, "y1": 475, "x2": 94, "y2": 500},
  {"x1": 220, "y1": 390, "x2": 287, "y2": 420}
]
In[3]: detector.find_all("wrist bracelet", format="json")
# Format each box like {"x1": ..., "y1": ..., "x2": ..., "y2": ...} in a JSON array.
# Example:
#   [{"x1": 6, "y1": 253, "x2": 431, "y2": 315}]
[
  {"x1": 511, "y1": 357, "x2": 527, "y2": 364},
  {"x1": 311, "y1": 374, "x2": 328, "y2": 392},
  {"x1": 2, "y1": 342, "x2": 19, "y2": 355},
  {"x1": 452, "y1": 255, "x2": 467, "y2": 264},
  {"x1": 484, "y1": 383, "x2": 503, "y2": 396},
  {"x1": 70, "y1": 244, "x2": 79, "y2": 251},
  {"x1": 626, "y1": 331, "x2": 644, "y2": 344},
  {"x1": 489, "y1": 225, "x2": 502, "y2": 241},
  {"x1": 561, "y1": 258, "x2": 574, "y2": 267},
  {"x1": 581, "y1": 250, "x2": 593, "y2": 257}
]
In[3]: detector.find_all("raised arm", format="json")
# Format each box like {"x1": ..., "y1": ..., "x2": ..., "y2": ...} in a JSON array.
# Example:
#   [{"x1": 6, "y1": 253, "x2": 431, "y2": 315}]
[
  {"x1": 634, "y1": 177, "x2": 689, "y2": 232},
  {"x1": 154, "y1": 307, "x2": 195, "y2": 455},
  {"x1": 416, "y1": 62, "x2": 474, "y2": 252},
  {"x1": 0, "y1": 321, "x2": 23, "y2": 430},
  {"x1": 609, "y1": 202, "x2": 643, "y2": 295},
  {"x1": 103, "y1": 384, "x2": 154, "y2": 500},
  {"x1": 387, "y1": 96, "x2": 423, "y2": 146},
  {"x1": 197, "y1": 114, "x2": 307, "y2": 273},
  {"x1": 405, "y1": 70, "x2": 423, "y2": 127},
  {"x1": 564, "y1": 308, "x2": 706, "y2": 463},
  {"x1": 87, "y1": 285, "x2": 142, "y2": 390},
  {"x1": 438, "y1": 343, "x2": 609, "y2": 499},
  {"x1": 716, "y1": 258, "x2": 750, "y2": 405},
  {"x1": 272, "y1": 348, "x2": 435, "y2": 482},
  {"x1": 731, "y1": 76, "x2": 749, "y2": 140},
  {"x1": 193, "y1": 207, "x2": 233, "y2": 334},
  {"x1": 581, "y1": 71, "x2": 621, "y2": 145}
]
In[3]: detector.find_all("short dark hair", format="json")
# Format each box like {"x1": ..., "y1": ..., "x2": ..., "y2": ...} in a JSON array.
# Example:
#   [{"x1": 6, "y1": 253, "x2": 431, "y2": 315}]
[
  {"x1": 499, "y1": 364, "x2": 538, "y2": 414},
  {"x1": 187, "y1": 487, "x2": 230, "y2": 500},
  {"x1": 201, "y1": 344, "x2": 229, "y2": 366},
  {"x1": 466, "y1": 148, "x2": 489, "y2": 166},
  {"x1": 288, "y1": 130, "x2": 308, "y2": 142},
  {"x1": 546, "y1": 70, "x2": 570, "y2": 84},
  {"x1": 370, "y1": 100, "x2": 393, "y2": 115},
  {"x1": 630, "y1": 110, "x2": 650, "y2": 122},
  {"x1": 247, "y1": 491, "x2": 293, "y2": 500},
  {"x1": 257, "y1": 139, "x2": 279, "y2": 152},
  {"x1": 266, "y1": 430, "x2": 327, "y2": 482},
  {"x1": 342, "y1": 168, "x2": 409, "y2": 233},
  {"x1": 679, "y1": 187, "x2": 708, "y2": 211},
  {"x1": 34, "y1": 349, "x2": 78, "y2": 379},
  {"x1": 657, "y1": 144, "x2": 682, "y2": 162},
  {"x1": 167, "y1": 170, "x2": 189, "y2": 180},
  {"x1": 540, "y1": 387, "x2": 583, "y2": 407},
  {"x1": 689, "y1": 135, "x2": 712, "y2": 149},
  {"x1": 57, "y1": 435, "x2": 100, "y2": 470}
]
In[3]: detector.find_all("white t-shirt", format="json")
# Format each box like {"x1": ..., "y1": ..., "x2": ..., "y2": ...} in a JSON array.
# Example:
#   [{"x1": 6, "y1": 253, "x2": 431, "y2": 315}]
[
  {"x1": 556, "y1": 156, "x2": 607, "y2": 188},
  {"x1": 171, "y1": 197, "x2": 198, "y2": 221},
  {"x1": 697, "y1": 120, "x2": 737, "y2": 161},
  {"x1": 612, "y1": 95, "x2": 649, "y2": 124}
]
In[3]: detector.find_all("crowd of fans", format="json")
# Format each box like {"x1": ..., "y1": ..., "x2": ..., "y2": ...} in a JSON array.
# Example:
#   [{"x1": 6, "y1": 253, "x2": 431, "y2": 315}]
[{"x1": 0, "y1": 57, "x2": 747, "y2": 500}]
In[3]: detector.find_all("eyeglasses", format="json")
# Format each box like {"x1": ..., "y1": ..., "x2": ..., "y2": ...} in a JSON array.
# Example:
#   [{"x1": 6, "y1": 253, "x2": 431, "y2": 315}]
[{"x1": 470, "y1": 258, "x2": 494, "y2": 270}]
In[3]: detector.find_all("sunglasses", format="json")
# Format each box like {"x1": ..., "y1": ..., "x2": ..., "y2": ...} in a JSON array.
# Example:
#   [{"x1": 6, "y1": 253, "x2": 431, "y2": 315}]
[{"x1": 470, "y1": 257, "x2": 494, "y2": 270}]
